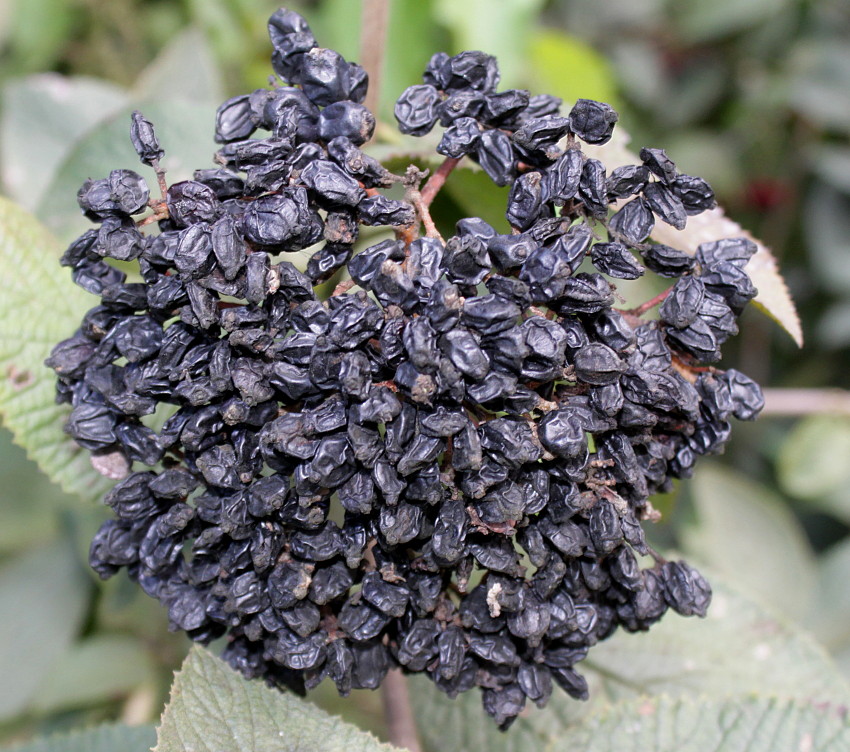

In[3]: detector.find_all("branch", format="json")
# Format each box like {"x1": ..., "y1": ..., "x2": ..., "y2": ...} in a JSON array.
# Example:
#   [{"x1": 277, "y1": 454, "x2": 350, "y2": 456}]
[
  {"x1": 420, "y1": 157, "x2": 462, "y2": 207},
  {"x1": 381, "y1": 669, "x2": 421, "y2": 752},
  {"x1": 332, "y1": 278, "x2": 355, "y2": 296},
  {"x1": 360, "y1": 0, "x2": 391, "y2": 119},
  {"x1": 151, "y1": 157, "x2": 169, "y2": 200},
  {"x1": 760, "y1": 388, "x2": 850, "y2": 417},
  {"x1": 407, "y1": 188, "x2": 442, "y2": 241}
]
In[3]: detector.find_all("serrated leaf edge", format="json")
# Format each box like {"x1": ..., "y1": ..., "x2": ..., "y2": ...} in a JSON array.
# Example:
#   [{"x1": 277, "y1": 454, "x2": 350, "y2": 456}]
[{"x1": 154, "y1": 646, "x2": 406, "y2": 752}]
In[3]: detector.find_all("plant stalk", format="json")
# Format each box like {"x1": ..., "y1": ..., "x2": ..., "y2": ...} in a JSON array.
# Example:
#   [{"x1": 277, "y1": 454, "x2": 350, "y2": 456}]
[
  {"x1": 760, "y1": 388, "x2": 850, "y2": 417},
  {"x1": 381, "y1": 669, "x2": 421, "y2": 751},
  {"x1": 360, "y1": 0, "x2": 391, "y2": 119}
]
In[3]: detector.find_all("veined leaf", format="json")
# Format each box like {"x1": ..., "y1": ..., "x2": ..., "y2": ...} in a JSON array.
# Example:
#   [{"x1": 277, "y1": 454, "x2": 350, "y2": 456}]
[
  {"x1": 31, "y1": 634, "x2": 157, "y2": 715},
  {"x1": 0, "y1": 74, "x2": 128, "y2": 210},
  {"x1": 0, "y1": 196, "x2": 112, "y2": 504},
  {"x1": 155, "y1": 646, "x2": 402, "y2": 752},
  {"x1": 551, "y1": 695, "x2": 850, "y2": 752},
  {"x1": 0, "y1": 540, "x2": 90, "y2": 721},
  {"x1": 411, "y1": 571, "x2": 848, "y2": 752},
  {"x1": 4, "y1": 723, "x2": 156, "y2": 752},
  {"x1": 683, "y1": 463, "x2": 817, "y2": 618}
]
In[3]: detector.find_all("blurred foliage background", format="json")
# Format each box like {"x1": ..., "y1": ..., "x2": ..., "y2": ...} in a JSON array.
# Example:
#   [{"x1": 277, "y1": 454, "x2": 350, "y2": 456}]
[{"x1": 0, "y1": 0, "x2": 848, "y2": 746}]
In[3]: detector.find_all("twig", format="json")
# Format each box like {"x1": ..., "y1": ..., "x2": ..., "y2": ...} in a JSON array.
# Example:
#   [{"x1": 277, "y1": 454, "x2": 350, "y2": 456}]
[
  {"x1": 136, "y1": 200, "x2": 168, "y2": 227},
  {"x1": 760, "y1": 388, "x2": 850, "y2": 417},
  {"x1": 382, "y1": 669, "x2": 421, "y2": 752},
  {"x1": 420, "y1": 157, "x2": 462, "y2": 207},
  {"x1": 154, "y1": 167, "x2": 169, "y2": 200},
  {"x1": 332, "y1": 278, "x2": 355, "y2": 296},
  {"x1": 148, "y1": 156, "x2": 169, "y2": 200},
  {"x1": 408, "y1": 188, "x2": 442, "y2": 241},
  {"x1": 360, "y1": 0, "x2": 391, "y2": 119}
]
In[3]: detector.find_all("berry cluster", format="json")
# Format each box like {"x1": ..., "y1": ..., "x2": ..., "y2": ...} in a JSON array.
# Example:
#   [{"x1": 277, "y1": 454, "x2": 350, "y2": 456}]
[{"x1": 46, "y1": 8, "x2": 763, "y2": 729}]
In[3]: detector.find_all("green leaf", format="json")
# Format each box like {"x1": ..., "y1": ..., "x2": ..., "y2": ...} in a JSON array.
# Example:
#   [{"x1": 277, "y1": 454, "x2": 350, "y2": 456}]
[
  {"x1": 310, "y1": 0, "x2": 363, "y2": 62},
  {"x1": 549, "y1": 695, "x2": 850, "y2": 752},
  {"x1": 31, "y1": 635, "x2": 156, "y2": 715},
  {"x1": 441, "y1": 168, "x2": 511, "y2": 235},
  {"x1": 805, "y1": 183, "x2": 850, "y2": 298},
  {"x1": 673, "y1": 0, "x2": 793, "y2": 43},
  {"x1": 433, "y1": 0, "x2": 546, "y2": 88},
  {"x1": 382, "y1": 0, "x2": 448, "y2": 121},
  {"x1": 6, "y1": 0, "x2": 75, "y2": 72},
  {"x1": 682, "y1": 463, "x2": 817, "y2": 618},
  {"x1": 0, "y1": 427, "x2": 61, "y2": 555},
  {"x1": 0, "y1": 74, "x2": 128, "y2": 209},
  {"x1": 155, "y1": 646, "x2": 401, "y2": 752},
  {"x1": 528, "y1": 30, "x2": 619, "y2": 109},
  {"x1": 788, "y1": 40, "x2": 850, "y2": 135},
  {"x1": 411, "y1": 571, "x2": 848, "y2": 752},
  {"x1": 0, "y1": 540, "x2": 91, "y2": 721},
  {"x1": 818, "y1": 301, "x2": 850, "y2": 349},
  {"x1": 777, "y1": 415, "x2": 850, "y2": 515},
  {"x1": 810, "y1": 144, "x2": 850, "y2": 194},
  {"x1": 4, "y1": 723, "x2": 156, "y2": 752},
  {"x1": 655, "y1": 130, "x2": 743, "y2": 198},
  {"x1": 806, "y1": 538, "x2": 850, "y2": 654},
  {"x1": 131, "y1": 27, "x2": 224, "y2": 105},
  {"x1": 0, "y1": 196, "x2": 113, "y2": 504},
  {"x1": 582, "y1": 569, "x2": 844, "y2": 703},
  {"x1": 185, "y1": 0, "x2": 249, "y2": 71},
  {"x1": 365, "y1": 129, "x2": 443, "y2": 167},
  {"x1": 38, "y1": 99, "x2": 219, "y2": 243}
]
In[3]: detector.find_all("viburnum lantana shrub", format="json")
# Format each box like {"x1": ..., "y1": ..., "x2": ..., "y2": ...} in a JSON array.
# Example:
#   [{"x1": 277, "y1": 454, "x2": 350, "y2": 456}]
[{"x1": 45, "y1": 7, "x2": 763, "y2": 730}]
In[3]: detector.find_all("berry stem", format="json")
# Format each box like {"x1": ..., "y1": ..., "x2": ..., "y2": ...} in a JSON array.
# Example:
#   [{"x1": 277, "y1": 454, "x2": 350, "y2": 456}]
[
  {"x1": 331, "y1": 278, "x2": 356, "y2": 296},
  {"x1": 408, "y1": 187, "x2": 443, "y2": 241},
  {"x1": 150, "y1": 158, "x2": 169, "y2": 201},
  {"x1": 136, "y1": 200, "x2": 168, "y2": 227},
  {"x1": 420, "y1": 156, "x2": 462, "y2": 208},
  {"x1": 381, "y1": 669, "x2": 422, "y2": 752}
]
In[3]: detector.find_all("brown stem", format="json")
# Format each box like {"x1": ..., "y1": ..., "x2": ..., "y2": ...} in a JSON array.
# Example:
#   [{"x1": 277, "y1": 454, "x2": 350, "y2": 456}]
[
  {"x1": 136, "y1": 203, "x2": 168, "y2": 227},
  {"x1": 150, "y1": 157, "x2": 169, "y2": 200},
  {"x1": 408, "y1": 188, "x2": 442, "y2": 241},
  {"x1": 382, "y1": 669, "x2": 421, "y2": 752},
  {"x1": 628, "y1": 287, "x2": 672, "y2": 316},
  {"x1": 360, "y1": 0, "x2": 390, "y2": 119},
  {"x1": 420, "y1": 157, "x2": 462, "y2": 207},
  {"x1": 399, "y1": 224, "x2": 418, "y2": 247},
  {"x1": 760, "y1": 388, "x2": 850, "y2": 417},
  {"x1": 332, "y1": 278, "x2": 356, "y2": 296}
]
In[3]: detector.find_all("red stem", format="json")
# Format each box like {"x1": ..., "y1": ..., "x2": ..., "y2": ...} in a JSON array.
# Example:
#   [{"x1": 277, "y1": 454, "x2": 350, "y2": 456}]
[{"x1": 420, "y1": 157, "x2": 462, "y2": 207}]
